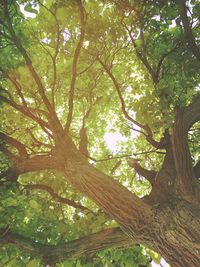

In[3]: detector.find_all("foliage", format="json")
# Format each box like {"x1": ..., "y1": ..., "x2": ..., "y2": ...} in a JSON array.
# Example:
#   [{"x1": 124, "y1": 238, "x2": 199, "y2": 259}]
[{"x1": 0, "y1": 0, "x2": 199, "y2": 266}]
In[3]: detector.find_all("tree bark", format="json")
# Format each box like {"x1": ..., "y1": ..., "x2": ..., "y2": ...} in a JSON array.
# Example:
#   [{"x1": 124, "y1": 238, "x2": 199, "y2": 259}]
[
  {"x1": 0, "y1": 227, "x2": 134, "y2": 265},
  {"x1": 2, "y1": 135, "x2": 200, "y2": 266}
]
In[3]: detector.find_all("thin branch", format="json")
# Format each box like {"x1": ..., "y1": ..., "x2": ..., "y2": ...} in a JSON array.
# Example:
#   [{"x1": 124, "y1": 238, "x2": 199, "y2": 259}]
[
  {"x1": 24, "y1": 183, "x2": 92, "y2": 212},
  {"x1": 0, "y1": 132, "x2": 28, "y2": 158},
  {"x1": 130, "y1": 127, "x2": 146, "y2": 136},
  {"x1": 98, "y1": 58, "x2": 167, "y2": 149},
  {"x1": 78, "y1": 56, "x2": 97, "y2": 75},
  {"x1": 98, "y1": 58, "x2": 145, "y2": 130},
  {"x1": 0, "y1": 91, "x2": 50, "y2": 130},
  {"x1": 88, "y1": 149, "x2": 165, "y2": 163},
  {"x1": 2, "y1": 1, "x2": 63, "y2": 135},
  {"x1": 0, "y1": 144, "x2": 18, "y2": 162},
  {"x1": 155, "y1": 42, "x2": 181, "y2": 80},
  {"x1": 6, "y1": 73, "x2": 28, "y2": 107},
  {"x1": 28, "y1": 129, "x2": 52, "y2": 149},
  {"x1": 3, "y1": 1, "x2": 53, "y2": 113},
  {"x1": 65, "y1": 0, "x2": 86, "y2": 132},
  {"x1": 38, "y1": 0, "x2": 61, "y2": 108},
  {"x1": 178, "y1": 0, "x2": 200, "y2": 61},
  {"x1": 122, "y1": 23, "x2": 158, "y2": 84},
  {"x1": 110, "y1": 160, "x2": 122, "y2": 175}
]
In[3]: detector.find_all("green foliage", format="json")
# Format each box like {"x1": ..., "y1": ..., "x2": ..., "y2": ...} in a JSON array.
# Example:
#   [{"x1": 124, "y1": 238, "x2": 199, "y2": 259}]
[
  {"x1": 97, "y1": 246, "x2": 150, "y2": 267},
  {"x1": 0, "y1": 0, "x2": 199, "y2": 266}
]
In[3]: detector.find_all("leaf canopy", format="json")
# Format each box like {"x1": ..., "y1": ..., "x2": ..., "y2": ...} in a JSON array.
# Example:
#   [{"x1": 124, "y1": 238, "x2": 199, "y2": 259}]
[{"x1": 0, "y1": 0, "x2": 200, "y2": 266}]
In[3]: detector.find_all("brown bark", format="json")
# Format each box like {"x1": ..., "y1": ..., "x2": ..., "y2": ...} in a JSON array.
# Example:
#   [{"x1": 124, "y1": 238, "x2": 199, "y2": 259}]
[
  {"x1": 171, "y1": 108, "x2": 200, "y2": 203},
  {"x1": 2, "y1": 134, "x2": 200, "y2": 266},
  {"x1": 59, "y1": 136, "x2": 200, "y2": 267},
  {"x1": 62, "y1": 149, "x2": 154, "y2": 231},
  {"x1": 0, "y1": 154, "x2": 58, "y2": 182},
  {"x1": 0, "y1": 227, "x2": 134, "y2": 265},
  {"x1": 25, "y1": 183, "x2": 91, "y2": 212},
  {"x1": 1, "y1": 1, "x2": 200, "y2": 266},
  {"x1": 153, "y1": 201, "x2": 200, "y2": 267},
  {"x1": 178, "y1": 0, "x2": 200, "y2": 61}
]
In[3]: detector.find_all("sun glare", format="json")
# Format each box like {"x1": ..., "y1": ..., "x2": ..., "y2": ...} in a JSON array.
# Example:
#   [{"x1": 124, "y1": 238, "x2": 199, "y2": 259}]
[
  {"x1": 151, "y1": 258, "x2": 169, "y2": 267},
  {"x1": 104, "y1": 132, "x2": 127, "y2": 152},
  {"x1": 19, "y1": 4, "x2": 38, "y2": 18}
]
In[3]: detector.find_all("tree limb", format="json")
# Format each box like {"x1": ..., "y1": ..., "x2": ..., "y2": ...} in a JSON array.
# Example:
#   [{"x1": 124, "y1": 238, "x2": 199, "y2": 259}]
[
  {"x1": 183, "y1": 96, "x2": 200, "y2": 132},
  {"x1": 122, "y1": 24, "x2": 158, "y2": 84},
  {"x1": 0, "y1": 227, "x2": 134, "y2": 265},
  {"x1": 2, "y1": 1, "x2": 53, "y2": 113},
  {"x1": 0, "y1": 144, "x2": 18, "y2": 162},
  {"x1": 194, "y1": 161, "x2": 200, "y2": 179},
  {"x1": 172, "y1": 109, "x2": 197, "y2": 198},
  {"x1": 98, "y1": 57, "x2": 145, "y2": 130},
  {"x1": 38, "y1": 0, "x2": 61, "y2": 109},
  {"x1": 88, "y1": 149, "x2": 165, "y2": 163},
  {"x1": 0, "y1": 132, "x2": 28, "y2": 158},
  {"x1": 98, "y1": 59, "x2": 167, "y2": 149},
  {"x1": 0, "y1": 154, "x2": 59, "y2": 182},
  {"x1": 0, "y1": 91, "x2": 50, "y2": 130},
  {"x1": 2, "y1": 1, "x2": 63, "y2": 136},
  {"x1": 24, "y1": 184, "x2": 91, "y2": 212},
  {"x1": 128, "y1": 159, "x2": 157, "y2": 186},
  {"x1": 178, "y1": 0, "x2": 200, "y2": 61},
  {"x1": 155, "y1": 42, "x2": 181, "y2": 80},
  {"x1": 65, "y1": 0, "x2": 86, "y2": 132}
]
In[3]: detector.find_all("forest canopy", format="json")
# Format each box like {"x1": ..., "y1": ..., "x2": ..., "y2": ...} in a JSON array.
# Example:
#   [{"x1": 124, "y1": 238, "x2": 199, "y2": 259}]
[{"x1": 0, "y1": 0, "x2": 200, "y2": 267}]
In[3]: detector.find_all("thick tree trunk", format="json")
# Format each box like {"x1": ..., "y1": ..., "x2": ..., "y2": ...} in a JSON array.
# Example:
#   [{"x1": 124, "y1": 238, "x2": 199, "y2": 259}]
[
  {"x1": 2, "y1": 135, "x2": 200, "y2": 266},
  {"x1": 154, "y1": 201, "x2": 200, "y2": 267},
  {"x1": 58, "y1": 138, "x2": 200, "y2": 267}
]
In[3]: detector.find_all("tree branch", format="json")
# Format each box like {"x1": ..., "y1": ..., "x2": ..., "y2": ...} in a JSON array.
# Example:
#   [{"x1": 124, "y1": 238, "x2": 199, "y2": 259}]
[
  {"x1": 24, "y1": 184, "x2": 91, "y2": 212},
  {"x1": 194, "y1": 160, "x2": 200, "y2": 179},
  {"x1": 0, "y1": 144, "x2": 18, "y2": 162},
  {"x1": 182, "y1": 96, "x2": 200, "y2": 132},
  {"x1": 122, "y1": 24, "x2": 158, "y2": 84},
  {"x1": 98, "y1": 57, "x2": 145, "y2": 129},
  {"x1": 0, "y1": 154, "x2": 58, "y2": 182},
  {"x1": 0, "y1": 93, "x2": 50, "y2": 131},
  {"x1": 2, "y1": 1, "x2": 63, "y2": 136},
  {"x1": 3, "y1": 1, "x2": 52, "y2": 112},
  {"x1": 128, "y1": 159, "x2": 157, "y2": 186},
  {"x1": 38, "y1": 0, "x2": 61, "y2": 109},
  {"x1": 88, "y1": 149, "x2": 165, "y2": 163},
  {"x1": 65, "y1": 0, "x2": 86, "y2": 132},
  {"x1": 155, "y1": 42, "x2": 181, "y2": 80},
  {"x1": 0, "y1": 227, "x2": 134, "y2": 265},
  {"x1": 98, "y1": 59, "x2": 167, "y2": 149},
  {"x1": 172, "y1": 109, "x2": 197, "y2": 198},
  {"x1": 0, "y1": 132, "x2": 28, "y2": 158},
  {"x1": 178, "y1": 0, "x2": 200, "y2": 61}
]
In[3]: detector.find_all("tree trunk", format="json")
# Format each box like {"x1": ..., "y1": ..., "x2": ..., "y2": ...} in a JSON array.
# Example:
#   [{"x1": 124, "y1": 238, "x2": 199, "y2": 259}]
[
  {"x1": 58, "y1": 138, "x2": 200, "y2": 267},
  {"x1": 3, "y1": 135, "x2": 200, "y2": 266},
  {"x1": 154, "y1": 201, "x2": 200, "y2": 267}
]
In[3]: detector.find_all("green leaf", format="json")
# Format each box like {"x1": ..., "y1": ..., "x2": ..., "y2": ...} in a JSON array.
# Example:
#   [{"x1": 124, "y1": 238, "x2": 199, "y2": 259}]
[{"x1": 24, "y1": 4, "x2": 38, "y2": 14}]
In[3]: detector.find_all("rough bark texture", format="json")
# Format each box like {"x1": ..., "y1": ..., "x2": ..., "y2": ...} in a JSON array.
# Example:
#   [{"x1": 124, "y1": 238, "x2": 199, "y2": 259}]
[
  {"x1": 2, "y1": 131, "x2": 200, "y2": 266},
  {"x1": 0, "y1": 227, "x2": 134, "y2": 265},
  {"x1": 1, "y1": 0, "x2": 200, "y2": 266}
]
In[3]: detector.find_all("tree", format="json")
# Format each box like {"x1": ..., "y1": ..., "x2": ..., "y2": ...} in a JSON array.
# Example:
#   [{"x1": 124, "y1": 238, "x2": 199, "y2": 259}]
[{"x1": 0, "y1": 0, "x2": 200, "y2": 266}]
